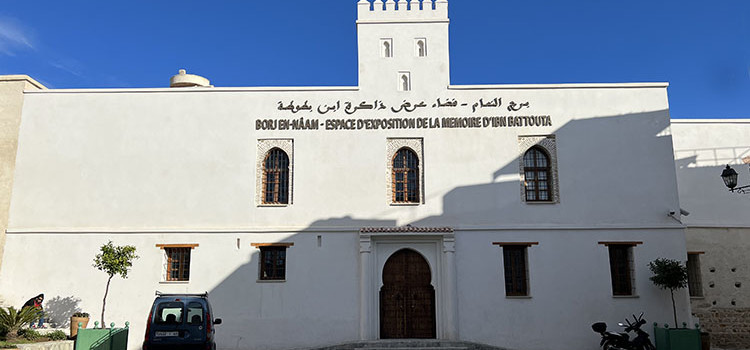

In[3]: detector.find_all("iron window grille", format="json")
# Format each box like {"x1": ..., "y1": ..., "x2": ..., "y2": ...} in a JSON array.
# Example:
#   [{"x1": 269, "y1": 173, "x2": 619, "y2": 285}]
[
  {"x1": 523, "y1": 147, "x2": 552, "y2": 202},
  {"x1": 263, "y1": 148, "x2": 290, "y2": 204},
  {"x1": 392, "y1": 148, "x2": 420, "y2": 203},
  {"x1": 687, "y1": 253, "x2": 704, "y2": 297},
  {"x1": 608, "y1": 245, "x2": 635, "y2": 296},
  {"x1": 166, "y1": 247, "x2": 191, "y2": 282},
  {"x1": 260, "y1": 246, "x2": 287, "y2": 280},
  {"x1": 503, "y1": 245, "x2": 529, "y2": 296}
]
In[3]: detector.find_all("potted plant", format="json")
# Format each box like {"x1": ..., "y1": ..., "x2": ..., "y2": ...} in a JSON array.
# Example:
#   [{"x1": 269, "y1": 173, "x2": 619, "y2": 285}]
[
  {"x1": 70, "y1": 312, "x2": 89, "y2": 338},
  {"x1": 649, "y1": 258, "x2": 700, "y2": 350}
]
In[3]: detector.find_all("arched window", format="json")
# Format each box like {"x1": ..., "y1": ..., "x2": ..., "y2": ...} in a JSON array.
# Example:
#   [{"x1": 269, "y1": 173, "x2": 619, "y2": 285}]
[
  {"x1": 382, "y1": 40, "x2": 392, "y2": 58},
  {"x1": 401, "y1": 75, "x2": 411, "y2": 91},
  {"x1": 263, "y1": 148, "x2": 289, "y2": 204},
  {"x1": 392, "y1": 148, "x2": 419, "y2": 203},
  {"x1": 416, "y1": 39, "x2": 426, "y2": 57},
  {"x1": 523, "y1": 147, "x2": 552, "y2": 201}
]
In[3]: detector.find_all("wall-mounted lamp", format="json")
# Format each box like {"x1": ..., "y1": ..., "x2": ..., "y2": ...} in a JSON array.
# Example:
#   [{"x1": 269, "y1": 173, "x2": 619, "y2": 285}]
[{"x1": 721, "y1": 164, "x2": 750, "y2": 194}]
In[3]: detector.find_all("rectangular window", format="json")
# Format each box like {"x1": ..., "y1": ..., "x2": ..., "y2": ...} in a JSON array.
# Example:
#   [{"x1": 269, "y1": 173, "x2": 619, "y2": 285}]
[
  {"x1": 252, "y1": 243, "x2": 293, "y2": 281},
  {"x1": 608, "y1": 245, "x2": 635, "y2": 296},
  {"x1": 687, "y1": 253, "x2": 704, "y2": 297},
  {"x1": 260, "y1": 246, "x2": 286, "y2": 280},
  {"x1": 503, "y1": 245, "x2": 529, "y2": 296},
  {"x1": 166, "y1": 248, "x2": 191, "y2": 281},
  {"x1": 156, "y1": 244, "x2": 198, "y2": 282}
]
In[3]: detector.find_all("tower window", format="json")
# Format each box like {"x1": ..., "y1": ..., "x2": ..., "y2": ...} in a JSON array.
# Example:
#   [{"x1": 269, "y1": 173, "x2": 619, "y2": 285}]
[
  {"x1": 380, "y1": 38, "x2": 393, "y2": 58},
  {"x1": 398, "y1": 72, "x2": 411, "y2": 91},
  {"x1": 415, "y1": 38, "x2": 427, "y2": 57}
]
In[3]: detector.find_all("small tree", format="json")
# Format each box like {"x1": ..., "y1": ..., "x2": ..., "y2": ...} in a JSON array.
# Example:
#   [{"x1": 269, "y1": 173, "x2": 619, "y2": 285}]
[
  {"x1": 649, "y1": 258, "x2": 688, "y2": 328},
  {"x1": 93, "y1": 241, "x2": 138, "y2": 327}
]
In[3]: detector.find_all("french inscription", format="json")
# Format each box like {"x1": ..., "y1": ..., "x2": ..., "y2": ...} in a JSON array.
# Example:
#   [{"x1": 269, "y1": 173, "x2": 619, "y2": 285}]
[{"x1": 255, "y1": 115, "x2": 552, "y2": 131}]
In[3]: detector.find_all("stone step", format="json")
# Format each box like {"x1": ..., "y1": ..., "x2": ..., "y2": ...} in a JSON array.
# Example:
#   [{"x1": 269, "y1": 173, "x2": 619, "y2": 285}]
[
  {"x1": 357, "y1": 347, "x2": 468, "y2": 350},
  {"x1": 311, "y1": 340, "x2": 509, "y2": 350}
]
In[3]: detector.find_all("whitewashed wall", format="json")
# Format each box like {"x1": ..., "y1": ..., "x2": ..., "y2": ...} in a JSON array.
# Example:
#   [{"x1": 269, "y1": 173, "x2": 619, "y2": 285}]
[{"x1": 0, "y1": 2, "x2": 689, "y2": 350}]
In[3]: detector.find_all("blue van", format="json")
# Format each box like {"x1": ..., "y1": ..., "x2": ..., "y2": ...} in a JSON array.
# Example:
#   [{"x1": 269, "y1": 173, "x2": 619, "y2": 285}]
[{"x1": 142, "y1": 292, "x2": 222, "y2": 350}]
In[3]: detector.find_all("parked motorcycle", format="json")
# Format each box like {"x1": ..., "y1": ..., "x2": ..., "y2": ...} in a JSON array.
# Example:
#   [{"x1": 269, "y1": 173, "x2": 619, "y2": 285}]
[{"x1": 591, "y1": 312, "x2": 655, "y2": 350}]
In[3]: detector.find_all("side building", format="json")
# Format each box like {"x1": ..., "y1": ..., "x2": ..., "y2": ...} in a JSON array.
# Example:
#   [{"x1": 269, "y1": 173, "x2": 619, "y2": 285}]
[
  {"x1": 0, "y1": 1, "x2": 690, "y2": 350},
  {"x1": 672, "y1": 119, "x2": 750, "y2": 350},
  {"x1": 0, "y1": 75, "x2": 45, "y2": 293}
]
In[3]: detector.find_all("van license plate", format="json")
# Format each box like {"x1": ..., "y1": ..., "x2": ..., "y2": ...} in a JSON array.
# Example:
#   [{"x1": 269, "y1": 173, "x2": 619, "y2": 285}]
[{"x1": 155, "y1": 331, "x2": 178, "y2": 337}]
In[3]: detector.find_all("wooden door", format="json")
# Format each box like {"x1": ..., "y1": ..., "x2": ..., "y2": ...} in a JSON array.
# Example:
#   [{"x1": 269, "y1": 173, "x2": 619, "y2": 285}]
[{"x1": 380, "y1": 249, "x2": 436, "y2": 339}]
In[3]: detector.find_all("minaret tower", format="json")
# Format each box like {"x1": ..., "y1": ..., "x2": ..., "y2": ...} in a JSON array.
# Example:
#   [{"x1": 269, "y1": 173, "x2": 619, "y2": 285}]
[{"x1": 357, "y1": 0, "x2": 450, "y2": 95}]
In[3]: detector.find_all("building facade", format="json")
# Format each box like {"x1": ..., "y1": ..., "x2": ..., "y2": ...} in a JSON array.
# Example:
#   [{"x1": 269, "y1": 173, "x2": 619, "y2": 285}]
[
  {"x1": 672, "y1": 120, "x2": 750, "y2": 349},
  {"x1": 0, "y1": 1, "x2": 691, "y2": 350}
]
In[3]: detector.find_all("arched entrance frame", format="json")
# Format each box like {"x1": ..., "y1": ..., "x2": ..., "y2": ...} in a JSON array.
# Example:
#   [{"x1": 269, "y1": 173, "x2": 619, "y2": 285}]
[{"x1": 359, "y1": 228, "x2": 457, "y2": 341}]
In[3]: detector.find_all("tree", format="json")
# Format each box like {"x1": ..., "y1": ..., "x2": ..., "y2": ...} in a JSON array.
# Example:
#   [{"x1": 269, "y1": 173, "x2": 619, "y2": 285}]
[
  {"x1": 0, "y1": 306, "x2": 41, "y2": 340},
  {"x1": 648, "y1": 258, "x2": 688, "y2": 328},
  {"x1": 93, "y1": 241, "x2": 138, "y2": 327}
]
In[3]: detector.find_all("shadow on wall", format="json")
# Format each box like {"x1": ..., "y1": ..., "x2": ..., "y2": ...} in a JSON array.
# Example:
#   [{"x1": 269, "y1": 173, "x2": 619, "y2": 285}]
[
  {"x1": 674, "y1": 152, "x2": 750, "y2": 225},
  {"x1": 202, "y1": 110, "x2": 681, "y2": 349},
  {"x1": 209, "y1": 217, "x2": 395, "y2": 350},
  {"x1": 45, "y1": 295, "x2": 82, "y2": 327}
]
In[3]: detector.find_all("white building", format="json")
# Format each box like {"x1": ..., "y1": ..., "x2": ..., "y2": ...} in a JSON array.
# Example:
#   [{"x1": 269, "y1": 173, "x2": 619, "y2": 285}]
[
  {"x1": 0, "y1": 1, "x2": 692, "y2": 350},
  {"x1": 671, "y1": 120, "x2": 750, "y2": 349}
]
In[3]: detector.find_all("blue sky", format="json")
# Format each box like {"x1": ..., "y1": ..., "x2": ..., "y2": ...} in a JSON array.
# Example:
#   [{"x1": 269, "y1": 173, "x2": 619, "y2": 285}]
[{"x1": 0, "y1": 0, "x2": 747, "y2": 118}]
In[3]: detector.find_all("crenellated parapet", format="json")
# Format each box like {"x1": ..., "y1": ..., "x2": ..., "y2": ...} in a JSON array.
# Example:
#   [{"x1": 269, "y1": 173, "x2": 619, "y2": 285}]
[{"x1": 357, "y1": 0, "x2": 448, "y2": 22}]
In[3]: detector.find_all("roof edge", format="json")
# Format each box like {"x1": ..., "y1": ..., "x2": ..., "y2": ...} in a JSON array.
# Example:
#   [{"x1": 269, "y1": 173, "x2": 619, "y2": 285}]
[
  {"x1": 0, "y1": 75, "x2": 47, "y2": 90},
  {"x1": 449, "y1": 82, "x2": 669, "y2": 90},
  {"x1": 24, "y1": 86, "x2": 360, "y2": 94}
]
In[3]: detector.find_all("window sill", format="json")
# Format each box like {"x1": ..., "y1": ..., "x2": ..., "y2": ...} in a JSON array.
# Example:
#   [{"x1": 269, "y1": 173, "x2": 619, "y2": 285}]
[
  {"x1": 159, "y1": 281, "x2": 190, "y2": 284},
  {"x1": 257, "y1": 279, "x2": 286, "y2": 283},
  {"x1": 506, "y1": 295, "x2": 532, "y2": 299},
  {"x1": 690, "y1": 296, "x2": 705, "y2": 300},
  {"x1": 258, "y1": 204, "x2": 289, "y2": 208},
  {"x1": 612, "y1": 295, "x2": 640, "y2": 299},
  {"x1": 390, "y1": 203, "x2": 421, "y2": 206},
  {"x1": 524, "y1": 201, "x2": 557, "y2": 205}
]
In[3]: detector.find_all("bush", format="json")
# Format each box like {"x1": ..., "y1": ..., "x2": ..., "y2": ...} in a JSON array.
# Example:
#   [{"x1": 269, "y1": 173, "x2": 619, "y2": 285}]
[
  {"x1": 48, "y1": 330, "x2": 67, "y2": 341},
  {"x1": 72, "y1": 312, "x2": 89, "y2": 318},
  {"x1": 0, "y1": 307, "x2": 40, "y2": 340},
  {"x1": 17, "y1": 328, "x2": 41, "y2": 341}
]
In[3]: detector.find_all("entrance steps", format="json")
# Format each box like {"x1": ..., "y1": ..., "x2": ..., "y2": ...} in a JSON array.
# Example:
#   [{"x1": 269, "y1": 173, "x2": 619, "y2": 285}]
[{"x1": 310, "y1": 339, "x2": 510, "y2": 350}]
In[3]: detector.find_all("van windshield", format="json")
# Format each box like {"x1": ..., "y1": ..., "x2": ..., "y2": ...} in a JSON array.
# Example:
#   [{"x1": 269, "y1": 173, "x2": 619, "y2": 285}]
[{"x1": 155, "y1": 301, "x2": 183, "y2": 324}]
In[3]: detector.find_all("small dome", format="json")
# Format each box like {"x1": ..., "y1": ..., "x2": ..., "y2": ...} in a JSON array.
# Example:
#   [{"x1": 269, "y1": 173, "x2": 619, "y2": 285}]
[{"x1": 170, "y1": 69, "x2": 211, "y2": 88}]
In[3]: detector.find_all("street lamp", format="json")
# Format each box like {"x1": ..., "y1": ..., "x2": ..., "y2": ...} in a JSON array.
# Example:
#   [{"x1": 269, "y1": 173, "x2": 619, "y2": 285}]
[{"x1": 721, "y1": 164, "x2": 750, "y2": 194}]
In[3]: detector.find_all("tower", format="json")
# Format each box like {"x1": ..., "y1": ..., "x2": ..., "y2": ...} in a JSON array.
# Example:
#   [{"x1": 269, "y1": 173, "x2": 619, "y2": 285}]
[{"x1": 357, "y1": 0, "x2": 450, "y2": 95}]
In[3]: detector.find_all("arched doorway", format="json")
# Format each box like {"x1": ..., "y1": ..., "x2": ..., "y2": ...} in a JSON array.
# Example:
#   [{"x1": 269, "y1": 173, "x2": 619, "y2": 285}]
[{"x1": 380, "y1": 249, "x2": 436, "y2": 339}]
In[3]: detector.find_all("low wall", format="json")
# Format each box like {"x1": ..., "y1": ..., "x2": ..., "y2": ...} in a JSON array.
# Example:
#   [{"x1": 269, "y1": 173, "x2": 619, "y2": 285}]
[
  {"x1": 694, "y1": 308, "x2": 750, "y2": 349},
  {"x1": 16, "y1": 340, "x2": 74, "y2": 350}
]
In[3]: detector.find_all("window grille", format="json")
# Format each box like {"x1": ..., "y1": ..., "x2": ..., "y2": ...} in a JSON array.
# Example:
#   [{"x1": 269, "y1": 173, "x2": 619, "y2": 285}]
[
  {"x1": 687, "y1": 253, "x2": 704, "y2": 297},
  {"x1": 392, "y1": 148, "x2": 420, "y2": 203},
  {"x1": 503, "y1": 246, "x2": 529, "y2": 296},
  {"x1": 263, "y1": 148, "x2": 290, "y2": 204},
  {"x1": 166, "y1": 248, "x2": 191, "y2": 282},
  {"x1": 260, "y1": 246, "x2": 287, "y2": 280},
  {"x1": 523, "y1": 147, "x2": 552, "y2": 201},
  {"x1": 608, "y1": 245, "x2": 634, "y2": 296}
]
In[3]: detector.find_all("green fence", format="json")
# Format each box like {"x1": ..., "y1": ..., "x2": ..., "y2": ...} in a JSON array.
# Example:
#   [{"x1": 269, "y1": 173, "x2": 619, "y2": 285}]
[
  {"x1": 653, "y1": 322, "x2": 701, "y2": 350},
  {"x1": 74, "y1": 322, "x2": 129, "y2": 350}
]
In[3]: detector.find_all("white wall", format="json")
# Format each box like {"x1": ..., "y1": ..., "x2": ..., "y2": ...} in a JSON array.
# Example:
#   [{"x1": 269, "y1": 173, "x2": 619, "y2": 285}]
[{"x1": 671, "y1": 119, "x2": 750, "y2": 227}]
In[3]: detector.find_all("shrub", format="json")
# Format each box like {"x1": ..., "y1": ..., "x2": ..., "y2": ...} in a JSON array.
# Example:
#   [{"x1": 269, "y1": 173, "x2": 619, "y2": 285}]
[
  {"x1": 48, "y1": 330, "x2": 67, "y2": 341},
  {"x1": 72, "y1": 312, "x2": 89, "y2": 318},
  {"x1": 0, "y1": 307, "x2": 40, "y2": 340},
  {"x1": 18, "y1": 328, "x2": 41, "y2": 341}
]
